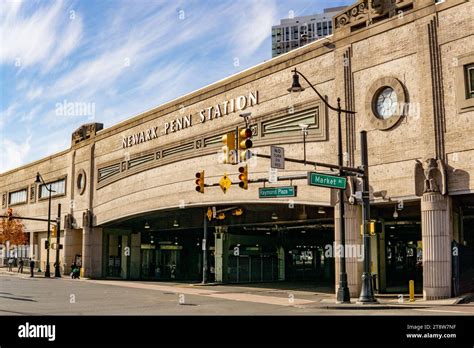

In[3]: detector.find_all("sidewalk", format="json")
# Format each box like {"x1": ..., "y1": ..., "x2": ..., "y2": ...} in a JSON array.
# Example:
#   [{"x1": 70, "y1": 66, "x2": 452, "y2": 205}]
[{"x1": 0, "y1": 266, "x2": 44, "y2": 277}]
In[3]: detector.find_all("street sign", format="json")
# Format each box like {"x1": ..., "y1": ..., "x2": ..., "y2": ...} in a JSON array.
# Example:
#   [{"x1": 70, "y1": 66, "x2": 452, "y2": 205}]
[
  {"x1": 212, "y1": 206, "x2": 217, "y2": 218},
  {"x1": 259, "y1": 186, "x2": 297, "y2": 198},
  {"x1": 207, "y1": 207, "x2": 212, "y2": 221},
  {"x1": 219, "y1": 174, "x2": 232, "y2": 194},
  {"x1": 271, "y1": 146, "x2": 285, "y2": 169},
  {"x1": 307, "y1": 172, "x2": 347, "y2": 189},
  {"x1": 268, "y1": 167, "x2": 278, "y2": 183}
]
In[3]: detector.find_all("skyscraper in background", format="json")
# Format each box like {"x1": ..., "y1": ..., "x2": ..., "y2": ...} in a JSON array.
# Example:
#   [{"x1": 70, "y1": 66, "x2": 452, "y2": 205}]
[{"x1": 271, "y1": 6, "x2": 346, "y2": 57}]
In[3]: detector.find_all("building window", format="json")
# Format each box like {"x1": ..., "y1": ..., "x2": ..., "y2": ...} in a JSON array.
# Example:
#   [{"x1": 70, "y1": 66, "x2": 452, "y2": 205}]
[
  {"x1": 466, "y1": 64, "x2": 474, "y2": 99},
  {"x1": 455, "y1": 53, "x2": 474, "y2": 113},
  {"x1": 9, "y1": 189, "x2": 27, "y2": 205},
  {"x1": 39, "y1": 178, "x2": 66, "y2": 199}
]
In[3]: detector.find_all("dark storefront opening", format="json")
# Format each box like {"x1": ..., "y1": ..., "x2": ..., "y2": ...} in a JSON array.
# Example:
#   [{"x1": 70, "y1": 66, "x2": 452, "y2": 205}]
[
  {"x1": 140, "y1": 229, "x2": 203, "y2": 281},
  {"x1": 103, "y1": 204, "x2": 335, "y2": 284},
  {"x1": 384, "y1": 222, "x2": 423, "y2": 293}
]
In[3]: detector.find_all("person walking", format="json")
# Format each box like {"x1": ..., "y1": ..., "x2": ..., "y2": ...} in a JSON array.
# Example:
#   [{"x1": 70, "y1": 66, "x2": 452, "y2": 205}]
[
  {"x1": 18, "y1": 259, "x2": 24, "y2": 273},
  {"x1": 29, "y1": 258, "x2": 35, "y2": 277},
  {"x1": 7, "y1": 257, "x2": 14, "y2": 272}
]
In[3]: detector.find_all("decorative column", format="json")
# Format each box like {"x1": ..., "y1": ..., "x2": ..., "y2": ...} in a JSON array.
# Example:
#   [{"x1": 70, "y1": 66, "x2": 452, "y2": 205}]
[
  {"x1": 214, "y1": 226, "x2": 228, "y2": 283},
  {"x1": 82, "y1": 210, "x2": 93, "y2": 278},
  {"x1": 335, "y1": 203, "x2": 362, "y2": 298},
  {"x1": 415, "y1": 158, "x2": 451, "y2": 300},
  {"x1": 421, "y1": 192, "x2": 451, "y2": 300}
]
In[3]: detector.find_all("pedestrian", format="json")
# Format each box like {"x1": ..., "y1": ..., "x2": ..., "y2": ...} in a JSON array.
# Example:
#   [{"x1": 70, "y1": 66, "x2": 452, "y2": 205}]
[
  {"x1": 71, "y1": 262, "x2": 80, "y2": 279},
  {"x1": 18, "y1": 259, "x2": 24, "y2": 273},
  {"x1": 7, "y1": 257, "x2": 13, "y2": 272},
  {"x1": 29, "y1": 258, "x2": 35, "y2": 277}
]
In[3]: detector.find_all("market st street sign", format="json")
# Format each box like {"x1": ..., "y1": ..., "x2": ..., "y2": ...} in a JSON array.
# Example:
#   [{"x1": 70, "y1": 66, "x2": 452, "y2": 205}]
[
  {"x1": 259, "y1": 186, "x2": 297, "y2": 198},
  {"x1": 307, "y1": 172, "x2": 347, "y2": 189}
]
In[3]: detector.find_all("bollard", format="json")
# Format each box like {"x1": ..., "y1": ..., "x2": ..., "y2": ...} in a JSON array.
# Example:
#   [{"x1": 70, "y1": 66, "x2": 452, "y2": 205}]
[{"x1": 409, "y1": 280, "x2": 415, "y2": 302}]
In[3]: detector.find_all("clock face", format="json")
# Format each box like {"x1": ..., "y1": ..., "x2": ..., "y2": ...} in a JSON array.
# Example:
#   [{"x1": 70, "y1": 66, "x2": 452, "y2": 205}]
[{"x1": 375, "y1": 87, "x2": 398, "y2": 119}]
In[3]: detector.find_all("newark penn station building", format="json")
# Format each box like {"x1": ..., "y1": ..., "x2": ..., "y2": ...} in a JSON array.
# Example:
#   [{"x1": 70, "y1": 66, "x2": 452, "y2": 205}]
[{"x1": 1, "y1": 0, "x2": 473, "y2": 300}]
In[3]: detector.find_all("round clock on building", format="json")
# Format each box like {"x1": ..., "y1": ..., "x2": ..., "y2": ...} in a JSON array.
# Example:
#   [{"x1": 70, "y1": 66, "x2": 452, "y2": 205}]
[{"x1": 366, "y1": 77, "x2": 408, "y2": 130}]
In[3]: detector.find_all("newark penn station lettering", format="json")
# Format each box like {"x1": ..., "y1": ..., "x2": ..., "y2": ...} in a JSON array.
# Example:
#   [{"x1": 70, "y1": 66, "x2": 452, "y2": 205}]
[{"x1": 123, "y1": 91, "x2": 259, "y2": 148}]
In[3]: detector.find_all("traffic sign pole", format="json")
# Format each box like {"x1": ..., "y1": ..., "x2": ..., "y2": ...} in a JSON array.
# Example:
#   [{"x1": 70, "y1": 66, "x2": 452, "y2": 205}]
[
  {"x1": 358, "y1": 130, "x2": 377, "y2": 303},
  {"x1": 202, "y1": 211, "x2": 208, "y2": 284},
  {"x1": 54, "y1": 204, "x2": 61, "y2": 278}
]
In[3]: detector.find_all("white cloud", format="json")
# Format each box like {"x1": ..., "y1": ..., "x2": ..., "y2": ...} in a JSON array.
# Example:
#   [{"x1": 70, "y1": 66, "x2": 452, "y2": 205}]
[
  {"x1": 0, "y1": 135, "x2": 31, "y2": 173},
  {"x1": 230, "y1": 0, "x2": 278, "y2": 60},
  {"x1": 0, "y1": 0, "x2": 83, "y2": 71}
]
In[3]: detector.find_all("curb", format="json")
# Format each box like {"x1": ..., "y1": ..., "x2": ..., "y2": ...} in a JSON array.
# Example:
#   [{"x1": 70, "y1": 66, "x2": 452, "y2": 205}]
[{"x1": 322, "y1": 304, "x2": 430, "y2": 310}]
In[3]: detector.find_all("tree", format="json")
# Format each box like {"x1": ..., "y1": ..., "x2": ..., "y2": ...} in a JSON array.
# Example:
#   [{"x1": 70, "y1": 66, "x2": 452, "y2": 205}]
[{"x1": 0, "y1": 208, "x2": 27, "y2": 245}]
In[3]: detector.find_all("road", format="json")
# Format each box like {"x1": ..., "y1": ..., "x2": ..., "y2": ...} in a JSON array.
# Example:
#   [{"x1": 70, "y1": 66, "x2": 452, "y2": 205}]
[{"x1": 0, "y1": 273, "x2": 473, "y2": 315}]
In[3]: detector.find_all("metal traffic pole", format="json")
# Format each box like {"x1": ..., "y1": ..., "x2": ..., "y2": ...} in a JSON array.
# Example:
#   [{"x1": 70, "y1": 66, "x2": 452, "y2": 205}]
[
  {"x1": 54, "y1": 204, "x2": 62, "y2": 278},
  {"x1": 202, "y1": 211, "x2": 208, "y2": 284},
  {"x1": 358, "y1": 130, "x2": 377, "y2": 303}
]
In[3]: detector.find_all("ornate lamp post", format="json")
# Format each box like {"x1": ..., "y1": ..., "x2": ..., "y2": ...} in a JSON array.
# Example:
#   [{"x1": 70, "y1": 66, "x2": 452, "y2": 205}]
[
  {"x1": 35, "y1": 172, "x2": 55, "y2": 278},
  {"x1": 288, "y1": 68, "x2": 355, "y2": 303}
]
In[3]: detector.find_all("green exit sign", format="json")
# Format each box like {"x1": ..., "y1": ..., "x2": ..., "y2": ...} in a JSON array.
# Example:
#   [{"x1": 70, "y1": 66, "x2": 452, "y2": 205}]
[
  {"x1": 307, "y1": 172, "x2": 347, "y2": 189},
  {"x1": 259, "y1": 186, "x2": 297, "y2": 198}
]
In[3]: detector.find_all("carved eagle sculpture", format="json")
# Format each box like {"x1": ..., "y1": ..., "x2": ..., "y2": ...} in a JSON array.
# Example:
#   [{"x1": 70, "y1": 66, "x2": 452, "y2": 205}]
[{"x1": 414, "y1": 158, "x2": 447, "y2": 197}]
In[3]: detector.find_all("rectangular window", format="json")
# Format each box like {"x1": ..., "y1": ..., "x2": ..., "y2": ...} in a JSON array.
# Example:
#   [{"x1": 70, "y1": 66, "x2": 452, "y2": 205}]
[
  {"x1": 466, "y1": 64, "x2": 474, "y2": 99},
  {"x1": 9, "y1": 189, "x2": 27, "y2": 205},
  {"x1": 39, "y1": 178, "x2": 66, "y2": 199}
]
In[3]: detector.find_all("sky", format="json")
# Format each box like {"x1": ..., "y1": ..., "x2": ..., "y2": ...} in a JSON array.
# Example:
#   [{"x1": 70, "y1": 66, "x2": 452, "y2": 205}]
[{"x1": 0, "y1": 0, "x2": 352, "y2": 173}]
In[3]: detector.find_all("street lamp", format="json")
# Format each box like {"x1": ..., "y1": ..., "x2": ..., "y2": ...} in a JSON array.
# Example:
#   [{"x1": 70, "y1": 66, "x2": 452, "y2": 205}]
[
  {"x1": 35, "y1": 172, "x2": 55, "y2": 278},
  {"x1": 288, "y1": 68, "x2": 355, "y2": 303}
]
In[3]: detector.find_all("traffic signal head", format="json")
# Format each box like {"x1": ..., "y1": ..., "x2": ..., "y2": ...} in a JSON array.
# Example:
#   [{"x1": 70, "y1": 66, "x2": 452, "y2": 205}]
[
  {"x1": 221, "y1": 131, "x2": 236, "y2": 164},
  {"x1": 45, "y1": 241, "x2": 50, "y2": 250},
  {"x1": 238, "y1": 128, "x2": 253, "y2": 162},
  {"x1": 51, "y1": 225, "x2": 57, "y2": 237},
  {"x1": 195, "y1": 171, "x2": 205, "y2": 193},
  {"x1": 238, "y1": 165, "x2": 248, "y2": 190}
]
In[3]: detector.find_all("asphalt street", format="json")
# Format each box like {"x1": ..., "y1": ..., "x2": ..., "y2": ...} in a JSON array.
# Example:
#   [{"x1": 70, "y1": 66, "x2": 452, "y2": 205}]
[{"x1": 0, "y1": 273, "x2": 473, "y2": 316}]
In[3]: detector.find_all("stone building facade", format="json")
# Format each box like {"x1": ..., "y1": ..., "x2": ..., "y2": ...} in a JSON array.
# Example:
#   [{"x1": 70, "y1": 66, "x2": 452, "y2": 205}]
[{"x1": 1, "y1": 0, "x2": 473, "y2": 300}]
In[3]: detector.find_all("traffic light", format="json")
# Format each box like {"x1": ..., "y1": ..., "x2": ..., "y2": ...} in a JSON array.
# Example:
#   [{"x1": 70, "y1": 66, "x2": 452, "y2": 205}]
[
  {"x1": 238, "y1": 127, "x2": 253, "y2": 162},
  {"x1": 369, "y1": 221, "x2": 375, "y2": 236},
  {"x1": 51, "y1": 225, "x2": 57, "y2": 237},
  {"x1": 195, "y1": 171, "x2": 205, "y2": 193},
  {"x1": 238, "y1": 165, "x2": 248, "y2": 190},
  {"x1": 45, "y1": 241, "x2": 50, "y2": 249},
  {"x1": 7, "y1": 208, "x2": 13, "y2": 221},
  {"x1": 221, "y1": 131, "x2": 236, "y2": 164}
]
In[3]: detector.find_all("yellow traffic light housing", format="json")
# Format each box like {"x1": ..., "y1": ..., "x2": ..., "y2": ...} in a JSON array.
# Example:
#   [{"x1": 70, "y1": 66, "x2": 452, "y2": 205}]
[
  {"x1": 221, "y1": 131, "x2": 236, "y2": 164},
  {"x1": 195, "y1": 171, "x2": 205, "y2": 193},
  {"x1": 51, "y1": 225, "x2": 57, "y2": 237},
  {"x1": 238, "y1": 128, "x2": 253, "y2": 162},
  {"x1": 232, "y1": 208, "x2": 243, "y2": 216},
  {"x1": 369, "y1": 220, "x2": 376, "y2": 236},
  {"x1": 360, "y1": 220, "x2": 378, "y2": 236},
  {"x1": 238, "y1": 165, "x2": 248, "y2": 190}
]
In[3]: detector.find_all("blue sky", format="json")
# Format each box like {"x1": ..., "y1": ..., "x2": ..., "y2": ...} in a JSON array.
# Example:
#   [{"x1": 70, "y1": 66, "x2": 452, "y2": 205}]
[{"x1": 0, "y1": 0, "x2": 352, "y2": 172}]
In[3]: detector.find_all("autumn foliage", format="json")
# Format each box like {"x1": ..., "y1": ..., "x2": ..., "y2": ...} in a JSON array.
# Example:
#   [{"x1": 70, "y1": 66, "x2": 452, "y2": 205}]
[{"x1": 0, "y1": 208, "x2": 28, "y2": 245}]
